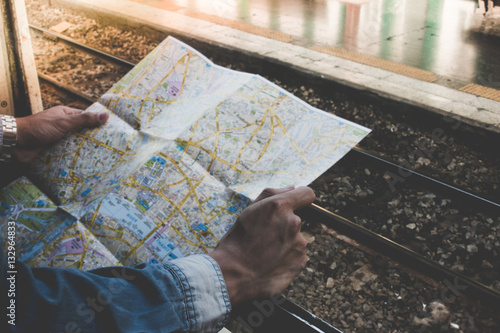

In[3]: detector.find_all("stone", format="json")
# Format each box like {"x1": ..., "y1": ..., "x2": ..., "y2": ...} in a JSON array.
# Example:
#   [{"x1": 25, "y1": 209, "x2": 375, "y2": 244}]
[
  {"x1": 406, "y1": 223, "x2": 416, "y2": 230},
  {"x1": 467, "y1": 244, "x2": 478, "y2": 253}
]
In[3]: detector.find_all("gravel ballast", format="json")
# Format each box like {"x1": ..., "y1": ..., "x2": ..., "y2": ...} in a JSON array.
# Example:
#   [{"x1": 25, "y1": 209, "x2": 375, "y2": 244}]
[{"x1": 24, "y1": 0, "x2": 500, "y2": 331}]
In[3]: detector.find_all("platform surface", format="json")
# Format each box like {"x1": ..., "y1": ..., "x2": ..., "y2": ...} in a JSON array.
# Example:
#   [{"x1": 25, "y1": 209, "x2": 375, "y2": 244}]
[{"x1": 59, "y1": 0, "x2": 500, "y2": 132}]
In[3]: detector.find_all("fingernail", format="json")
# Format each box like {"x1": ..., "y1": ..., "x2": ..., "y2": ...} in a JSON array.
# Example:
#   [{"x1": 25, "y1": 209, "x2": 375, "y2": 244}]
[
  {"x1": 98, "y1": 112, "x2": 108, "y2": 123},
  {"x1": 284, "y1": 184, "x2": 295, "y2": 190}
]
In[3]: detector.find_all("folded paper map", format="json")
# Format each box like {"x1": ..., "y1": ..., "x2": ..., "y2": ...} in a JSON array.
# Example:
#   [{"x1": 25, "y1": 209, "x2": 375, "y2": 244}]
[{"x1": 1, "y1": 37, "x2": 370, "y2": 269}]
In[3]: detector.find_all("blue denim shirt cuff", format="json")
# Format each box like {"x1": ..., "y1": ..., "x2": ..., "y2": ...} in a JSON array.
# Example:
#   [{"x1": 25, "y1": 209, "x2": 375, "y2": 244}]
[{"x1": 166, "y1": 254, "x2": 232, "y2": 333}]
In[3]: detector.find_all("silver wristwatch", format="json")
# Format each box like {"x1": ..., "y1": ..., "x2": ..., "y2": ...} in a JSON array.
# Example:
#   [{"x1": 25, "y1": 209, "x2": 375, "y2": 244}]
[{"x1": 0, "y1": 115, "x2": 17, "y2": 162}]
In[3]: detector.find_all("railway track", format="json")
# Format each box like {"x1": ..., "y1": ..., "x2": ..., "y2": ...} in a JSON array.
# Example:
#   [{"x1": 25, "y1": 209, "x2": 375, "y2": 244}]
[{"x1": 29, "y1": 22, "x2": 500, "y2": 332}]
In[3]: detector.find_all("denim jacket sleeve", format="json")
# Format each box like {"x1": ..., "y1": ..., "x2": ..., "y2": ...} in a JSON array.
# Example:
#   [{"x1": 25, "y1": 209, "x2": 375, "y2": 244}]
[{"x1": 2, "y1": 253, "x2": 231, "y2": 333}]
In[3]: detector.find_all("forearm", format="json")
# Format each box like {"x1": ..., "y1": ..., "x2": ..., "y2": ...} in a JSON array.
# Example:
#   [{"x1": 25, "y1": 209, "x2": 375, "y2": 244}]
[{"x1": 2, "y1": 254, "x2": 230, "y2": 333}]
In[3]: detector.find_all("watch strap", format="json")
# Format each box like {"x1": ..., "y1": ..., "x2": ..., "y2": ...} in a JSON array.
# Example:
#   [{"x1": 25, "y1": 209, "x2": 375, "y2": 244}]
[{"x1": 0, "y1": 115, "x2": 17, "y2": 162}]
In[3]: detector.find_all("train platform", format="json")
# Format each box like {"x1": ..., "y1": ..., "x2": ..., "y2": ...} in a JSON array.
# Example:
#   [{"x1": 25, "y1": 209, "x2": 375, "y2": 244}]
[{"x1": 48, "y1": 0, "x2": 500, "y2": 133}]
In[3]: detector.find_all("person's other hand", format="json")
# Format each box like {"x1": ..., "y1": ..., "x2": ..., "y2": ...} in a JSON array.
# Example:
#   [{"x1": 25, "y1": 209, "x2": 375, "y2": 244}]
[
  {"x1": 209, "y1": 186, "x2": 315, "y2": 307},
  {"x1": 14, "y1": 106, "x2": 109, "y2": 163}
]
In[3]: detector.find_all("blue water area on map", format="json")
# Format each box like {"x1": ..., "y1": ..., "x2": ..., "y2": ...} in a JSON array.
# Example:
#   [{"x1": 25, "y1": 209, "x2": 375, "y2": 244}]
[
  {"x1": 157, "y1": 157, "x2": 166, "y2": 165},
  {"x1": 19, "y1": 210, "x2": 77, "y2": 262},
  {"x1": 60, "y1": 170, "x2": 67, "y2": 177},
  {"x1": 20, "y1": 214, "x2": 50, "y2": 225},
  {"x1": 197, "y1": 224, "x2": 208, "y2": 231},
  {"x1": 138, "y1": 200, "x2": 150, "y2": 211},
  {"x1": 226, "y1": 206, "x2": 237, "y2": 213},
  {"x1": 81, "y1": 188, "x2": 92, "y2": 197}
]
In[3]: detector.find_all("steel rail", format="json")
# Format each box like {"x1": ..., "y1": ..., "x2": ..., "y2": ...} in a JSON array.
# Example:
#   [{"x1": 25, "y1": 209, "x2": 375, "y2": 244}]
[
  {"x1": 33, "y1": 22, "x2": 500, "y2": 311},
  {"x1": 233, "y1": 298, "x2": 344, "y2": 333},
  {"x1": 352, "y1": 147, "x2": 500, "y2": 212},
  {"x1": 29, "y1": 24, "x2": 136, "y2": 68},
  {"x1": 36, "y1": 74, "x2": 345, "y2": 332},
  {"x1": 38, "y1": 71, "x2": 96, "y2": 104},
  {"x1": 297, "y1": 204, "x2": 500, "y2": 308},
  {"x1": 32, "y1": 22, "x2": 500, "y2": 211},
  {"x1": 38, "y1": 68, "x2": 500, "y2": 316}
]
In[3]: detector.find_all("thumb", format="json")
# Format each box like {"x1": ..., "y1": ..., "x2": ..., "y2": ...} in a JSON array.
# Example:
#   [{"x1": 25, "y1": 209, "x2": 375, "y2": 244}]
[
  {"x1": 67, "y1": 111, "x2": 109, "y2": 129},
  {"x1": 254, "y1": 185, "x2": 295, "y2": 203}
]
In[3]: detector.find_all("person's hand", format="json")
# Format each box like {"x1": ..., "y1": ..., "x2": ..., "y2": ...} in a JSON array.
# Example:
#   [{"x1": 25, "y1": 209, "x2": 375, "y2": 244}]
[
  {"x1": 14, "y1": 106, "x2": 109, "y2": 163},
  {"x1": 208, "y1": 186, "x2": 315, "y2": 307}
]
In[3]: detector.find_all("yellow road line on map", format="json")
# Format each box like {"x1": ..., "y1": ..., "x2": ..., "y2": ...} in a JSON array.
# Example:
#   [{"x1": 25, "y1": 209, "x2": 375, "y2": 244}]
[
  {"x1": 159, "y1": 153, "x2": 212, "y2": 224},
  {"x1": 158, "y1": 178, "x2": 187, "y2": 192},
  {"x1": 234, "y1": 111, "x2": 268, "y2": 166},
  {"x1": 95, "y1": 234, "x2": 133, "y2": 247},
  {"x1": 212, "y1": 101, "x2": 222, "y2": 171},
  {"x1": 271, "y1": 109, "x2": 309, "y2": 164},
  {"x1": 68, "y1": 135, "x2": 88, "y2": 181},
  {"x1": 184, "y1": 142, "x2": 251, "y2": 174},
  {"x1": 121, "y1": 175, "x2": 205, "y2": 257},
  {"x1": 126, "y1": 213, "x2": 176, "y2": 259},
  {"x1": 257, "y1": 115, "x2": 274, "y2": 161},
  {"x1": 237, "y1": 87, "x2": 309, "y2": 164},
  {"x1": 231, "y1": 90, "x2": 278, "y2": 163},
  {"x1": 124, "y1": 41, "x2": 170, "y2": 94},
  {"x1": 179, "y1": 52, "x2": 191, "y2": 97},
  {"x1": 154, "y1": 153, "x2": 219, "y2": 250},
  {"x1": 138, "y1": 53, "x2": 191, "y2": 126},
  {"x1": 47, "y1": 178, "x2": 78, "y2": 184},
  {"x1": 192, "y1": 121, "x2": 261, "y2": 144},
  {"x1": 170, "y1": 225, "x2": 200, "y2": 247},
  {"x1": 88, "y1": 200, "x2": 103, "y2": 229},
  {"x1": 32, "y1": 233, "x2": 77, "y2": 263},
  {"x1": 178, "y1": 120, "x2": 199, "y2": 162},
  {"x1": 73, "y1": 133, "x2": 125, "y2": 155}
]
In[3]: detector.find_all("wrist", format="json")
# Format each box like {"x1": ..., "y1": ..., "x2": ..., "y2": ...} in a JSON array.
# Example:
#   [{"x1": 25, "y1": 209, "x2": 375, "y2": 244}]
[
  {"x1": 11, "y1": 116, "x2": 38, "y2": 164},
  {"x1": 13, "y1": 116, "x2": 30, "y2": 148},
  {"x1": 208, "y1": 248, "x2": 256, "y2": 307}
]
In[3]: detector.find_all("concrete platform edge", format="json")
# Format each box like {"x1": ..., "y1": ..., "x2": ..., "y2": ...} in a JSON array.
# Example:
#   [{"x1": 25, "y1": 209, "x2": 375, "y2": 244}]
[{"x1": 47, "y1": 0, "x2": 500, "y2": 135}]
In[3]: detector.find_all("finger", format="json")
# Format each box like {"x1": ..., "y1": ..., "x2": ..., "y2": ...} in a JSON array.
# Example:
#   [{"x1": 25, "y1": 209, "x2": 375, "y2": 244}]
[
  {"x1": 277, "y1": 186, "x2": 315, "y2": 211},
  {"x1": 254, "y1": 185, "x2": 295, "y2": 202},
  {"x1": 287, "y1": 214, "x2": 303, "y2": 235},
  {"x1": 67, "y1": 111, "x2": 109, "y2": 129},
  {"x1": 61, "y1": 107, "x2": 85, "y2": 115}
]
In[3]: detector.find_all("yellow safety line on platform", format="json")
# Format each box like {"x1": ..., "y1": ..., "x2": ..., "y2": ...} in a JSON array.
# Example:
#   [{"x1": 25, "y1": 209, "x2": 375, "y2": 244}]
[
  {"x1": 186, "y1": 12, "x2": 293, "y2": 43},
  {"x1": 150, "y1": 2, "x2": 184, "y2": 12},
  {"x1": 310, "y1": 46, "x2": 437, "y2": 83},
  {"x1": 459, "y1": 83, "x2": 500, "y2": 102},
  {"x1": 130, "y1": 0, "x2": 183, "y2": 12}
]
